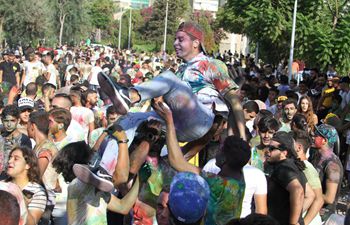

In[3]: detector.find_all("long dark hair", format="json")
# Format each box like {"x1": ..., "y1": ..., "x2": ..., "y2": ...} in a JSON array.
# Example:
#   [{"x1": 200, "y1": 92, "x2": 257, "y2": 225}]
[
  {"x1": 8, "y1": 146, "x2": 41, "y2": 184},
  {"x1": 52, "y1": 141, "x2": 93, "y2": 183}
]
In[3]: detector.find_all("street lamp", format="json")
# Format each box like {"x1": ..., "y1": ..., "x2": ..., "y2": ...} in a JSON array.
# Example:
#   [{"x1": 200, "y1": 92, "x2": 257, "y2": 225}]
[
  {"x1": 163, "y1": 0, "x2": 169, "y2": 52},
  {"x1": 118, "y1": 8, "x2": 123, "y2": 50},
  {"x1": 128, "y1": 8, "x2": 132, "y2": 49},
  {"x1": 288, "y1": 0, "x2": 298, "y2": 81}
]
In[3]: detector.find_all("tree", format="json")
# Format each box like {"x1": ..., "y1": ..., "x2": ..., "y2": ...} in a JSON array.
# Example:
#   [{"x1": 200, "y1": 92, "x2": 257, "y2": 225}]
[
  {"x1": 3, "y1": 0, "x2": 54, "y2": 47},
  {"x1": 217, "y1": 0, "x2": 350, "y2": 75},
  {"x1": 192, "y1": 10, "x2": 225, "y2": 53},
  {"x1": 142, "y1": 0, "x2": 191, "y2": 51},
  {"x1": 54, "y1": 0, "x2": 92, "y2": 46},
  {"x1": 89, "y1": 0, "x2": 115, "y2": 42}
]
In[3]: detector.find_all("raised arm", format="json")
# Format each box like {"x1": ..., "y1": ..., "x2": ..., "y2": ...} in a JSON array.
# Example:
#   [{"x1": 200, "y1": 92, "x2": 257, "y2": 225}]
[
  {"x1": 107, "y1": 177, "x2": 140, "y2": 215},
  {"x1": 153, "y1": 101, "x2": 200, "y2": 174},
  {"x1": 224, "y1": 89, "x2": 247, "y2": 140},
  {"x1": 110, "y1": 125, "x2": 130, "y2": 186}
]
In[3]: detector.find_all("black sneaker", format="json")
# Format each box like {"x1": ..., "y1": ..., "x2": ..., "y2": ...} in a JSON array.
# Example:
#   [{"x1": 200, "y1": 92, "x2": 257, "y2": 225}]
[
  {"x1": 98, "y1": 72, "x2": 131, "y2": 115},
  {"x1": 73, "y1": 164, "x2": 114, "y2": 193}
]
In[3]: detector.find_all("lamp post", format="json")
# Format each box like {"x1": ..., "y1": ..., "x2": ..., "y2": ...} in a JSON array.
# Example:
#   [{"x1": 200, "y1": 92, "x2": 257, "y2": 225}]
[
  {"x1": 118, "y1": 8, "x2": 123, "y2": 50},
  {"x1": 288, "y1": 0, "x2": 298, "y2": 81},
  {"x1": 163, "y1": 0, "x2": 169, "y2": 52},
  {"x1": 128, "y1": 8, "x2": 132, "y2": 49}
]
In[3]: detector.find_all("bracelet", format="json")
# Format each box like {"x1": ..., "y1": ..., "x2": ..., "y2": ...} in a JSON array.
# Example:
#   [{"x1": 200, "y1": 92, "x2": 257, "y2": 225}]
[{"x1": 117, "y1": 139, "x2": 129, "y2": 144}]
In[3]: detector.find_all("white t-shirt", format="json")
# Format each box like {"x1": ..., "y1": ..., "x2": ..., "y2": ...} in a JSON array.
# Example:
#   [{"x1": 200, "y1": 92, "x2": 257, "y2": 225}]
[
  {"x1": 89, "y1": 66, "x2": 102, "y2": 86},
  {"x1": 46, "y1": 63, "x2": 58, "y2": 87},
  {"x1": 203, "y1": 159, "x2": 267, "y2": 218},
  {"x1": 23, "y1": 61, "x2": 45, "y2": 86},
  {"x1": 66, "y1": 119, "x2": 85, "y2": 142},
  {"x1": 70, "y1": 106, "x2": 94, "y2": 140}
]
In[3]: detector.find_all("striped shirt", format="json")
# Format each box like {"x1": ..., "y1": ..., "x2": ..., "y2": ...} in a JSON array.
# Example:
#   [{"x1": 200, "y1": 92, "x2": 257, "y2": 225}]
[{"x1": 23, "y1": 182, "x2": 47, "y2": 212}]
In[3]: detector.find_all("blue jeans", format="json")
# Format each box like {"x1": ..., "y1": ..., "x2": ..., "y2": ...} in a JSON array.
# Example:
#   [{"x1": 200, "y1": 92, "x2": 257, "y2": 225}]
[
  {"x1": 100, "y1": 71, "x2": 214, "y2": 175},
  {"x1": 133, "y1": 70, "x2": 214, "y2": 142}
]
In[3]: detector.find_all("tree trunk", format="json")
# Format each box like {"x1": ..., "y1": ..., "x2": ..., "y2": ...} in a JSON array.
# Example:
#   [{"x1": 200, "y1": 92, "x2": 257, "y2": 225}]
[
  {"x1": 59, "y1": 14, "x2": 66, "y2": 46},
  {"x1": 96, "y1": 28, "x2": 101, "y2": 42},
  {"x1": 0, "y1": 17, "x2": 4, "y2": 48}
]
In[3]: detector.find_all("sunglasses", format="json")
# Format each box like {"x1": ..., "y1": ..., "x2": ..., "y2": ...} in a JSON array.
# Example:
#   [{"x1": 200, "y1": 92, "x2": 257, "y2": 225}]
[{"x1": 267, "y1": 145, "x2": 284, "y2": 152}]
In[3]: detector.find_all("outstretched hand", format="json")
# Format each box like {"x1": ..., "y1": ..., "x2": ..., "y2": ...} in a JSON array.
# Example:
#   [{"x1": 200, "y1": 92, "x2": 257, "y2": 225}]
[
  {"x1": 107, "y1": 123, "x2": 127, "y2": 141},
  {"x1": 138, "y1": 162, "x2": 152, "y2": 183},
  {"x1": 151, "y1": 100, "x2": 173, "y2": 123}
]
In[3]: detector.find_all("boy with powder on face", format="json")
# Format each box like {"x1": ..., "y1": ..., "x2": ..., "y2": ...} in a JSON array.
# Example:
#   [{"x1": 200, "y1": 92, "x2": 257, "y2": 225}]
[{"x1": 0, "y1": 105, "x2": 32, "y2": 178}]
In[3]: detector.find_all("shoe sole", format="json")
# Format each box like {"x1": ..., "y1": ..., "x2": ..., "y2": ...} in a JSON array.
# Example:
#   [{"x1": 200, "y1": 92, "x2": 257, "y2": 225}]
[
  {"x1": 98, "y1": 72, "x2": 129, "y2": 115},
  {"x1": 73, "y1": 164, "x2": 114, "y2": 193}
]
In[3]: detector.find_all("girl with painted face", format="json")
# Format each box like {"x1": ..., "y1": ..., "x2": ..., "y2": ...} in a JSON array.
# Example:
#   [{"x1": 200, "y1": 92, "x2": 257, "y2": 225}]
[{"x1": 0, "y1": 105, "x2": 32, "y2": 176}]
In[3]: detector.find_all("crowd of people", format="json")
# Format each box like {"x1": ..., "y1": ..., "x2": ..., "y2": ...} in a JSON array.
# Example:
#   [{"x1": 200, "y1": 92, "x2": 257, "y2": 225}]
[{"x1": 0, "y1": 21, "x2": 349, "y2": 225}]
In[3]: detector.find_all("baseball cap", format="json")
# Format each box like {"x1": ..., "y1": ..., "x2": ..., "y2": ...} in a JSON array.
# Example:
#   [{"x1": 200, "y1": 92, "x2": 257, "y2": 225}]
[
  {"x1": 271, "y1": 131, "x2": 295, "y2": 153},
  {"x1": 314, "y1": 124, "x2": 338, "y2": 147},
  {"x1": 177, "y1": 22, "x2": 207, "y2": 54},
  {"x1": 277, "y1": 96, "x2": 288, "y2": 102},
  {"x1": 169, "y1": 172, "x2": 210, "y2": 224},
  {"x1": 17, "y1": 97, "x2": 34, "y2": 111}
]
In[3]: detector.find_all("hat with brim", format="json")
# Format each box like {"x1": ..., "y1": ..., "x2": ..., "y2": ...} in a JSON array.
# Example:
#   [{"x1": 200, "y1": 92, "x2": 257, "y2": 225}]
[
  {"x1": 314, "y1": 124, "x2": 338, "y2": 147},
  {"x1": 17, "y1": 97, "x2": 34, "y2": 111},
  {"x1": 177, "y1": 22, "x2": 207, "y2": 55}
]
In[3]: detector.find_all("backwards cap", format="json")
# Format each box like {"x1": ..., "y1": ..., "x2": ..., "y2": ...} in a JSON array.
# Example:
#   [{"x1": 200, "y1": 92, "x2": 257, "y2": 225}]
[{"x1": 177, "y1": 22, "x2": 207, "y2": 54}]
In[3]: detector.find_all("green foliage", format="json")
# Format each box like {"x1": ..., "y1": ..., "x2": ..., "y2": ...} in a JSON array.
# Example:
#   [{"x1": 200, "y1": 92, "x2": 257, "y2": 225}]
[
  {"x1": 3, "y1": 0, "x2": 54, "y2": 46},
  {"x1": 89, "y1": 0, "x2": 115, "y2": 29},
  {"x1": 217, "y1": 0, "x2": 350, "y2": 74},
  {"x1": 142, "y1": 0, "x2": 191, "y2": 52}
]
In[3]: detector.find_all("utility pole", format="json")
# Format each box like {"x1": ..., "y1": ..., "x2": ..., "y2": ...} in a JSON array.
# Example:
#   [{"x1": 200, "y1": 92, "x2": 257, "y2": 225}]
[
  {"x1": 288, "y1": 0, "x2": 298, "y2": 81},
  {"x1": 128, "y1": 8, "x2": 132, "y2": 49},
  {"x1": 118, "y1": 8, "x2": 122, "y2": 50},
  {"x1": 163, "y1": 0, "x2": 169, "y2": 52}
]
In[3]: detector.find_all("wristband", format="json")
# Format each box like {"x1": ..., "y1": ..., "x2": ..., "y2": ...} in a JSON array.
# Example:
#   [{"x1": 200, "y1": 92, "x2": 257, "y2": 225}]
[{"x1": 117, "y1": 139, "x2": 129, "y2": 144}]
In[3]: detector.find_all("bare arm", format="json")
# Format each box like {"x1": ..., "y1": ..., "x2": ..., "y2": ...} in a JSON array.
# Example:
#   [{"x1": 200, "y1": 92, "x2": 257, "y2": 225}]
[
  {"x1": 224, "y1": 89, "x2": 246, "y2": 140},
  {"x1": 26, "y1": 209, "x2": 44, "y2": 225},
  {"x1": 37, "y1": 157, "x2": 50, "y2": 178},
  {"x1": 303, "y1": 182, "x2": 316, "y2": 212},
  {"x1": 0, "y1": 69, "x2": 3, "y2": 83},
  {"x1": 323, "y1": 162, "x2": 341, "y2": 204},
  {"x1": 107, "y1": 177, "x2": 140, "y2": 215},
  {"x1": 304, "y1": 188, "x2": 324, "y2": 225},
  {"x1": 323, "y1": 182, "x2": 338, "y2": 204},
  {"x1": 113, "y1": 143, "x2": 129, "y2": 186},
  {"x1": 254, "y1": 194, "x2": 267, "y2": 215},
  {"x1": 92, "y1": 132, "x2": 108, "y2": 152},
  {"x1": 15, "y1": 71, "x2": 20, "y2": 87},
  {"x1": 129, "y1": 141, "x2": 150, "y2": 174},
  {"x1": 286, "y1": 179, "x2": 305, "y2": 225},
  {"x1": 20, "y1": 67, "x2": 26, "y2": 87}
]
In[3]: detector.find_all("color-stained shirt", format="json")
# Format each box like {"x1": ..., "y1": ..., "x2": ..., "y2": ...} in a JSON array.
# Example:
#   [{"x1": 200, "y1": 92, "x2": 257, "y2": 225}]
[
  {"x1": 176, "y1": 53, "x2": 238, "y2": 95},
  {"x1": 67, "y1": 179, "x2": 111, "y2": 225},
  {"x1": 34, "y1": 139, "x2": 58, "y2": 206},
  {"x1": 201, "y1": 171, "x2": 245, "y2": 225},
  {"x1": 250, "y1": 146, "x2": 266, "y2": 172}
]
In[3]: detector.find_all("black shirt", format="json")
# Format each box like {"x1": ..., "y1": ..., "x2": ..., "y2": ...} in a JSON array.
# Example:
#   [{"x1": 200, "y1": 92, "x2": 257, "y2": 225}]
[
  {"x1": 0, "y1": 61, "x2": 20, "y2": 86},
  {"x1": 266, "y1": 159, "x2": 307, "y2": 225}
]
